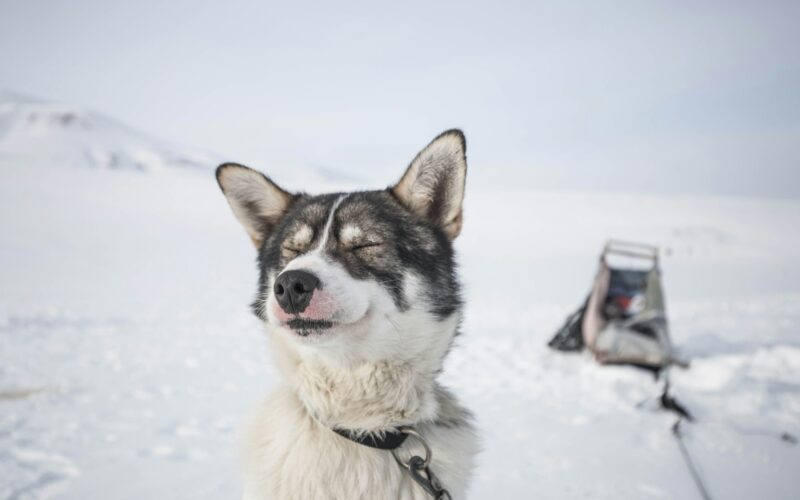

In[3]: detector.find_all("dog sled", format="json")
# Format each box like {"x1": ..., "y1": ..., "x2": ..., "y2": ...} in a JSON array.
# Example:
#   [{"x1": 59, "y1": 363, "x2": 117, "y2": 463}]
[
  {"x1": 549, "y1": 240, "x2": 686, "y2": 370},
  {"x1": 548, "y1": 241, "x2": 800, "y2": 500}
]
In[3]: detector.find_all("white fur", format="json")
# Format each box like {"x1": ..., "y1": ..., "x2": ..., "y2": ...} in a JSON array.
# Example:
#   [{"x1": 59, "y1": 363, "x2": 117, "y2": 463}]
[
  {"x1": 242, "y1": 383, "x2": 477, "y2": 500},
  {"x1": 292, "y1": 224, "x2": 314, "y2": 247},
  {"x1": 340, "y1": 223, "x2": 364, "y2": 246},
  {"x1": 243, "y1": 261, "x2": 478, "y2": 498},
  {"x1": 311, "y1": 194, "x2": 348, "y2": 254}
]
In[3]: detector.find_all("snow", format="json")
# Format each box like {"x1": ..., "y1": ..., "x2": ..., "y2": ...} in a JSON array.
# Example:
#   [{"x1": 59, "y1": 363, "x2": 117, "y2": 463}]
[
  {"x1": 1, "y1": 99, "x2": 799, "y2": 499},
  {"x1": 0, "y1": 91, "x2": 223, "y2": 173}
]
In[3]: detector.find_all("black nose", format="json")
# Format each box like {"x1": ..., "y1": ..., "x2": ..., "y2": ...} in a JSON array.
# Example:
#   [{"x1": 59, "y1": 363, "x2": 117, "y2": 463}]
[{"x1": 273, "y1": 270, "x2": 320, "y2": 314}]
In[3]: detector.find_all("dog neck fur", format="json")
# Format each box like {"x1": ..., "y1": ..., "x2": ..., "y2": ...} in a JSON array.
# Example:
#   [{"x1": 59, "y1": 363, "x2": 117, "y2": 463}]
[{"x1": 267, "y1": 303, "x2": 460, "y2": 434}]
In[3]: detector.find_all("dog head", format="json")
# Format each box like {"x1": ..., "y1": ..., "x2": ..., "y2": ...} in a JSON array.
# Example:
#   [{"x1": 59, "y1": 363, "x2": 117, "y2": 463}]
[{"x1": 217, "y1": 130, "x2": 467, "y2": 366}]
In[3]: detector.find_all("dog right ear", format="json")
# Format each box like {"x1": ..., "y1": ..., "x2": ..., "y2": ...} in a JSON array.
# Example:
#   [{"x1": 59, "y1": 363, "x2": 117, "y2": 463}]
[{"x1": 215, "y1": 163, "x2": 296, "y2": 248}]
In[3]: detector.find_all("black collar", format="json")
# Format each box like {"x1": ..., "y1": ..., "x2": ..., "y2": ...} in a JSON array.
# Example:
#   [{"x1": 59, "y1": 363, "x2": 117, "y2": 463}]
[{"x1": 333, "y1": 427, "x2": 409, "y2": 450}]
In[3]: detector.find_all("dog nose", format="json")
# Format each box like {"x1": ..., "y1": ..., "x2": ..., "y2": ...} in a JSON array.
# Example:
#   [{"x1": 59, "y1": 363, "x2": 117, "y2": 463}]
[{"x1": 273, "y1": 270, "x2": 320, "y2": 314}]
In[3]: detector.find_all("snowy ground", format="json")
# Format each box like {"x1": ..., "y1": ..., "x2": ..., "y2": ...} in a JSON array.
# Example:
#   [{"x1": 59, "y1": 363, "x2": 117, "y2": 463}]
[{"x1": 1, "y1": 161, "x2": 799, "y2": 499}]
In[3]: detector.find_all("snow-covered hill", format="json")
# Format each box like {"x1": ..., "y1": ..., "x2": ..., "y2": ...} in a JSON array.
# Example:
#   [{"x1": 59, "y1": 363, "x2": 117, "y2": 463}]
[
  {"x1": 0, "y1": 92, "x2": 358, "y2": 190},
  {"x1": 0, "y1": 91, "x2": 218, "y2": 172}
]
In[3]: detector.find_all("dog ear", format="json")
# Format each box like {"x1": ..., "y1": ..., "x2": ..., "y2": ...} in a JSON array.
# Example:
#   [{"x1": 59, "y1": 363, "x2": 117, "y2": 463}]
[
  {"x1": 391, "y1": 129, "x2": 467, "y2": 240},
  {"x1": 216, "y1": 163, "x2": 296, "y2": 247}
]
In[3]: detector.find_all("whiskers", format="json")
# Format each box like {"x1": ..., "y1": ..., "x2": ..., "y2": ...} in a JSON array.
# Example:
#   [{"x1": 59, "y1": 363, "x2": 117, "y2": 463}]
[
  {"x1": 251, "y1": 293, "x2": 269, "y2": 320},
  {"x1": 384, "y1": 314, "x2": 404, "y2": 343}
]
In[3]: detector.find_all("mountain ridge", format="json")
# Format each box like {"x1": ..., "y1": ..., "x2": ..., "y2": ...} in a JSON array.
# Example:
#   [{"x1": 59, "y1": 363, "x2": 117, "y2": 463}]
[{"x1": 0, "y1": 91, "x2": 220, "y2": 172}]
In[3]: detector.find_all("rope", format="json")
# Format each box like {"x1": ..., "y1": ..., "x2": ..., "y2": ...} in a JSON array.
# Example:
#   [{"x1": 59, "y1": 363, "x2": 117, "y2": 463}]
[{"x1": 672, "y1": 419, "x2": 713, "y2": 500}]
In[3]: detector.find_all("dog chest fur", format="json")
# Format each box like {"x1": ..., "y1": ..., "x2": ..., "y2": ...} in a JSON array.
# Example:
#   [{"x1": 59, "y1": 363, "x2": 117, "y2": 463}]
[{"x1": 242, "y1": 382, "x2": 476, "y2": 500}]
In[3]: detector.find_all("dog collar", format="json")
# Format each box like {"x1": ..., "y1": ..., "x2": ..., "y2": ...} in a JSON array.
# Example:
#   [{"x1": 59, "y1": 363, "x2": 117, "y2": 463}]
[
  {"x1": 334, "y1": 426, "x2": 452, "y2": 499},
  {"x1": 333, "y1": 427, "x2": 409, "y2": 450}
]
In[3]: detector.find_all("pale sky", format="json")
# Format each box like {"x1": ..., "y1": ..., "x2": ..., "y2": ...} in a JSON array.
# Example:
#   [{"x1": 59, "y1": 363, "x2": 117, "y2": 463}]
[{"x1": 1, "y1": 0, "x2": 798, "y2": 197}]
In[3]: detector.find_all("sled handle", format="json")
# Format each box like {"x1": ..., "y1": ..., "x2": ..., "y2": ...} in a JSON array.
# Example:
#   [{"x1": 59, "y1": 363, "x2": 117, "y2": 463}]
[{"x1": 603, "y1": 240, "x2": 659, "y2": 262}]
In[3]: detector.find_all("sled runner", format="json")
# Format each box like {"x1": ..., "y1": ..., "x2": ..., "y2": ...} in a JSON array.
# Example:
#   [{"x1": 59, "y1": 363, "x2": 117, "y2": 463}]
[{"x1": 549, "y1": 240, "x2": 686, "y2": 369}]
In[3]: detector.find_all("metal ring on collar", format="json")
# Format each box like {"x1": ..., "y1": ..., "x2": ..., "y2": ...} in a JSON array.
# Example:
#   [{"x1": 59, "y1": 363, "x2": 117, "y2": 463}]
[{"x1": 391, "y1": 426, "x2": 432, "y2": 470}]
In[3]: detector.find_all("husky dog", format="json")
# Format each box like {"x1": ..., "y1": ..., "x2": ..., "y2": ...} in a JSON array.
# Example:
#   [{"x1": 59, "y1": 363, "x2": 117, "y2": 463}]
[{"x1": 216, "y1": 130, "x2": 478, "y2": 500}]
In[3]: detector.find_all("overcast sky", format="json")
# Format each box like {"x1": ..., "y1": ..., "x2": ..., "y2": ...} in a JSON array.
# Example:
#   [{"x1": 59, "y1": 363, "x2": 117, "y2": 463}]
[{"x1": 1, "y1": 0, "x2": 798, "y2": 197}]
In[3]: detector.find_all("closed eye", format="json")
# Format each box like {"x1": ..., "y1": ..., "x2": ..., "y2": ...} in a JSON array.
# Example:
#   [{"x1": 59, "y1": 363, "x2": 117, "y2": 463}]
[
  {"x1": 349, "y1": 242, "x2": 382, "y2": 251},
  {"x1": 282, "y1": 246, "x2": 306, "y2": 254}
]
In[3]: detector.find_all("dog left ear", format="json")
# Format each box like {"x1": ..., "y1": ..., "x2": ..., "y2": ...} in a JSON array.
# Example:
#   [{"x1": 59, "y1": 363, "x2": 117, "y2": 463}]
[
  {"x1": 391, "y1": 129, "x2": 467, "y2": 240},
  {"x1": 216, "y1": 163, "x2": 296, "y2": 248}
]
